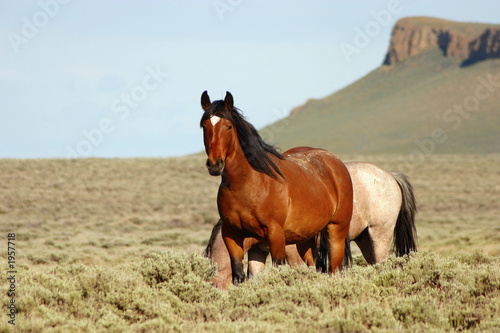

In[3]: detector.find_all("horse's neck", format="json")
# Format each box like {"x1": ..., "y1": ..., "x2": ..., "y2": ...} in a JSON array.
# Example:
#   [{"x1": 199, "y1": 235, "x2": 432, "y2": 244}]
[{"x1": 221, "y1": 144, "x2": 257, "y2": 189}]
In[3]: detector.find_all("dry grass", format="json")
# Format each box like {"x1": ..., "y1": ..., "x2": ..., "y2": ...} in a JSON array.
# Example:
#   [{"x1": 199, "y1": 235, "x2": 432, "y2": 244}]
[
  {"x1": 0, "y1": 156, "x2": 220, "y2": 266},
  {"x1": 0, "y1": 154, "x2": 499, "y2": 331}
]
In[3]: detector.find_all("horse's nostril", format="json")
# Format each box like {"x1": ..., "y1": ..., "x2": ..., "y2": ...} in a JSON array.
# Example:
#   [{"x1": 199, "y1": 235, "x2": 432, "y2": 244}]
[{"x1": 206, "y1": 158, "x2": 225, "y2": 176}]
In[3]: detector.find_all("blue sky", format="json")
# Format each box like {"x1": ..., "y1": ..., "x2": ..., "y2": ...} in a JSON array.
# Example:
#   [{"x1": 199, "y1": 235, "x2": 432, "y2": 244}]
[{"x1": 1, "y1": 0, "x2": 500, "y2": 158}]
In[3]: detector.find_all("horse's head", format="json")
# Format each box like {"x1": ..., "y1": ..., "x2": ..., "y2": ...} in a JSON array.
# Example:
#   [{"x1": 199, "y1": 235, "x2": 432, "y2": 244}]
[{"x1": 200, "y1": 91, "x2": 237, "y2": 176}]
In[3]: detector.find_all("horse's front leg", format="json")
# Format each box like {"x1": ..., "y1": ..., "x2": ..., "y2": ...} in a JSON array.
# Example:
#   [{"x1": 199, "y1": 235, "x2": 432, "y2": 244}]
[
  {"x1": 205, "y1": 222, "x2": 232, "y2": 289},
  {"x1": 286, "y1": 244, "x2": 307, "y2": 268},
  {"x1": 247, "y1": 247, "x2": 268, "y2": 279},
  {"x1": 267, "y1": 223, "x2": 286, "y2": 266},
  {"x1": 221, "y1": 225, "x2": 245, "y2": 285}
]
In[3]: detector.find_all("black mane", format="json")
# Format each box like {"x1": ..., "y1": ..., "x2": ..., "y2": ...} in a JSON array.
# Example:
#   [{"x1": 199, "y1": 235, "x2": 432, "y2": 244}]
[{"x1": 200, "y1": 100, "x2": 285, "y2": 180}]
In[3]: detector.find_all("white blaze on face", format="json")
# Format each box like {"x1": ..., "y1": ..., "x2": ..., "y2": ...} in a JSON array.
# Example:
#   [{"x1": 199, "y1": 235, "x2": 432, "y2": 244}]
[{"x1": 210, "y1": 115, "x2": 221, "y2": 126}]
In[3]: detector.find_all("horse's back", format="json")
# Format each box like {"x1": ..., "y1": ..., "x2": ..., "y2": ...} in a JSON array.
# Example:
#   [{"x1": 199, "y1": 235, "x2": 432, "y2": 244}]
[
  {"x1": 284, "y1": 147, "x2": 351, "y2": 198},
  {"x1": 284, "y1": 147, "x2": 349, "y2": 183},
  {"x1": 346, "y1": 162, "x2": 402, "y2": 240},
  {"x1": 282, "y1": 147, "x2": 353, "y2": 230}
]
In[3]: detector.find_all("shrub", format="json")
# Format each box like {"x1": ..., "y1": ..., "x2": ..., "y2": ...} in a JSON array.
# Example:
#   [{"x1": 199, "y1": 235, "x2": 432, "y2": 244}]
[{"x1": 5, "y1": 250, "x2": 499, "y2": 332}]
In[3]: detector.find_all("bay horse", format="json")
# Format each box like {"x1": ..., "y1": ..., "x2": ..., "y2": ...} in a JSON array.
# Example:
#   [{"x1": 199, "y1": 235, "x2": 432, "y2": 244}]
[
  {"x1": 200, "y1": 91, "x2": 353, "y2": 285},
  {"x1": 204, "y1": 162, "x2": 418, "y2": 289}
]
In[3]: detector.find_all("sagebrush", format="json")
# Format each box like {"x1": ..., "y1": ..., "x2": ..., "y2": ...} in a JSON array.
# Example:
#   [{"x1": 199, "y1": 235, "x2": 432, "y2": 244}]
[
  {"x1": 1, "y1": 251, "x2": 499, "y2": 332},
  {"x1": 1, "y1": 155, "x2": 499, "y2": 332}
]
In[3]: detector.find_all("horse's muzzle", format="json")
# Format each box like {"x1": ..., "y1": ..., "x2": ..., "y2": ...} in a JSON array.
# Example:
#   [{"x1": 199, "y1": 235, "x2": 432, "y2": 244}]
[{"x1": 206, "y1": 158, "x2": 225, "y2": 176}]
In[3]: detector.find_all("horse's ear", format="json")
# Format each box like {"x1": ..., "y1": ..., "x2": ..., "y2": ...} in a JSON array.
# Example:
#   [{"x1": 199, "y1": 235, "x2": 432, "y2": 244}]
[
  {"x1": 201, "y1": 91, "x2": 211, "y2": 111},
  {"x1": 224, "y1": 91, "x2": 234, "y2": 110}
]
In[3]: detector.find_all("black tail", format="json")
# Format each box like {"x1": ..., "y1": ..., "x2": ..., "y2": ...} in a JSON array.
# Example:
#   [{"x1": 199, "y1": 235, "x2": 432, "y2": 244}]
[
  {"x1": 342, "y1": 235, "x2": 352, "y2": 269},
  {"x1": 315, "y1": 234, "x2": 351, "y2": 273},
  {"x1": 315, "y1": 233, "x2": 328, "y2": 273},
  {"x1": 390, "y1": 171, "x2": 418, "y2": 256},
  {"x1": 203, "y1": 219, "x2": 223, "y2": 258}
]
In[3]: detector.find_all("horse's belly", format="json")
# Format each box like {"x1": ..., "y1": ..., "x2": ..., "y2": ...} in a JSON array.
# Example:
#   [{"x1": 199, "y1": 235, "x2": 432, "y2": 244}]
[
  {"x1": 284, "y1": 226, "x2": 320, "y2": 244},
  {"x1": 348, "y1": 196, "x2": 369, "y2": 240},
  {"x1": 348, "y1": 213, "x2": 367, "y2": 240},
  {"x1": 283, "y1": 194, "x2": 334, "y2": 244}
]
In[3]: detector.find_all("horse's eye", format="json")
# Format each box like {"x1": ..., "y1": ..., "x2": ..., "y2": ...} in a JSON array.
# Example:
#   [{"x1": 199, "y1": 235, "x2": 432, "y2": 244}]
[{"x1": 228, "y1": 125, "x2": 233, "y2": 130}]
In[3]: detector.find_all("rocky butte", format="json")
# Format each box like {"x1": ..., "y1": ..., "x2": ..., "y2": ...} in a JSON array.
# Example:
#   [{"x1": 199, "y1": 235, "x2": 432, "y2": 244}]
[
  {"x1": 266, "y1": 17, "x2": 500, "y2": 155},
  {"x1": 383, "y1": 17, "x2": 500, "y2": 66}
]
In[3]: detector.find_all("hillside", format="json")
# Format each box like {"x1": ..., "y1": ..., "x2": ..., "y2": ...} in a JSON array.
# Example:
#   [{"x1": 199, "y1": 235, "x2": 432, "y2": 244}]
[{"x1": 260, "y1": 17, "x2": 500, "y2": 154}]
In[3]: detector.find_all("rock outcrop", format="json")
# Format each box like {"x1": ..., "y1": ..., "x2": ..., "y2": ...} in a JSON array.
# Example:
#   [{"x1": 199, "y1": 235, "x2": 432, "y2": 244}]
[{"x1": 383, "y1": 17, "x2": 500, "y2": 66}]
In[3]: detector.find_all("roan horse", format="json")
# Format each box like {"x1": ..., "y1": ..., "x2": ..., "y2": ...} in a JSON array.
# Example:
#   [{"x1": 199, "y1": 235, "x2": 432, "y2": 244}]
[
  {"x1": 204, "y1": 162, "x2": 418, "y2": 289},
  {"x1": 200, "y1": 91, "x2": 353, "y2": 285}
]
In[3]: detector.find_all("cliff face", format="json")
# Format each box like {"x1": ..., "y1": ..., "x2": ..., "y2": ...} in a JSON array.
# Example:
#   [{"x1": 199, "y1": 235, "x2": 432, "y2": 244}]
[
  {"x1": 383, "y1": 17, "x2": 500, "y2": 66},
  {"x1": 264, "y1": 17, "x2": 500, "y2": 154}
]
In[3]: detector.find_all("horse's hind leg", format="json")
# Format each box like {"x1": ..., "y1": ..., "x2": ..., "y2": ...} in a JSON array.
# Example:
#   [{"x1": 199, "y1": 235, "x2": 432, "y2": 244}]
[
  {"x1": 296, "y1": 238, "x2": 317, "y2": 267},
  {"x1": 354, "y1": 226, "x2": 391, "y2": 264},
  {"x1": 325, "y1": 222, "x2": 349, "y2": 273},
  {"x1": 354, "y1": 227, "x2": 377, "y2": 264}
]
